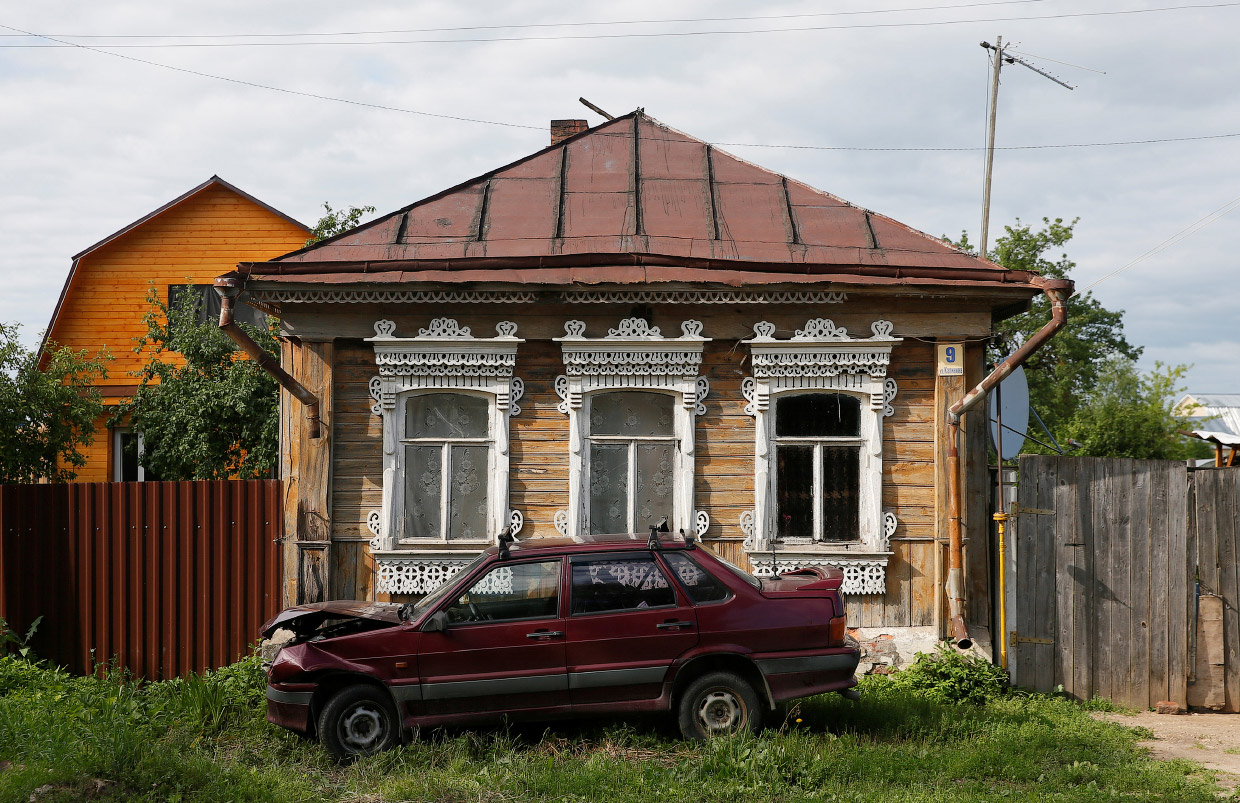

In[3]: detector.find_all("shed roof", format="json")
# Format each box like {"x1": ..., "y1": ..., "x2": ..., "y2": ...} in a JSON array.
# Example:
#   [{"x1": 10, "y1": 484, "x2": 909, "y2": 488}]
[{"x1": 240, "y1": 112, "x2": 1043, "y2": 293}]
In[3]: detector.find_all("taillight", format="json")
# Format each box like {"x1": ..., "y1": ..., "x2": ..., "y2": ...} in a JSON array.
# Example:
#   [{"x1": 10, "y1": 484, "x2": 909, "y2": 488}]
[{"x1": 828, "y1": 614, "x2": 847, "y2": 646}]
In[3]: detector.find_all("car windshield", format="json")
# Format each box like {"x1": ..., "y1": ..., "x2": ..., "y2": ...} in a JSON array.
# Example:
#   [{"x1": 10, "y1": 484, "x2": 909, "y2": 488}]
[
  {"x1": 402, "y1": 552, "x2": 490, "y2": 619},
  {"x1": 708, "y1": 550, "x2": 762, "y2": 590}
]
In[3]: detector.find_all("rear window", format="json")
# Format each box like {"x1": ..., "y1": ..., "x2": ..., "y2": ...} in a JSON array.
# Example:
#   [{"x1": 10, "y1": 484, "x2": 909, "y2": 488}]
[
  {"x1": 570, "y1": 555, "x2": 675, "y2": 615},
  {"x1": 708, "y1": 551, "x2": 762, "y2": 590},
  {"x1": 662, "y1": 552, "x2": 732, "y2": 604}
]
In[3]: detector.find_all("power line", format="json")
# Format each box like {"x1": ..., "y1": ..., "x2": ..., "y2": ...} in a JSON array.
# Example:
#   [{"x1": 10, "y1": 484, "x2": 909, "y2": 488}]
[
  {"x1": 5, "y1": 22, "x2": 1240, "y2": 153},
  {"x1": 0, "y1": 23, "x2": 541, "y2": 131},
  {"x1": 4, "y1": 2, "x2": 1239, "y2": 47},
  {"x1": 0, "y1": 1, "x2": 1053, "y2": 39},
  {"x1": 1083, "y1": 195, "x2": 1240, "y2": 291}
]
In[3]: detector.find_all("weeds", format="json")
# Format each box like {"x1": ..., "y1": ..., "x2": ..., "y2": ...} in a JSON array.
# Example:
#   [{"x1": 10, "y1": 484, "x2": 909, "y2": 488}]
[
  {"x1": 0, "y1": 654, "x2": 1227, "y2": 802},
  {"x1": 889, "y1": 644, "x2": 1010, "y2": 705},
  {"x1": 0, "y1": 615, "x2": 42, "y2": 661}
]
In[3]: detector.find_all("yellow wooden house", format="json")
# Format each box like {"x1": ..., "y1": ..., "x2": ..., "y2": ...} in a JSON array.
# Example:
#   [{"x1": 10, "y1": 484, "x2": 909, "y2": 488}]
[{"x1": 41, "y1": 176, "x2": 309, "y2": 481}]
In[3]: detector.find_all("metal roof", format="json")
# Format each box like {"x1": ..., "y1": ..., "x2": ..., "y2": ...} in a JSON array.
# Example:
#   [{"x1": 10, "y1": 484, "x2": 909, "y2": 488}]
[
  {"x1": 240, "y1": 111, "x2": 1041, "y2": 293},
  {"x1": 1179, "y1": 393, "x2": 1240, "y2": 437}
]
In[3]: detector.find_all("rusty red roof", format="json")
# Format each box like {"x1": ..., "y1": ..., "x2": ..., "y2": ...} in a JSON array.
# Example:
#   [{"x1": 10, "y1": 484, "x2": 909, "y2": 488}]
[{"x1": 240, "y1": 112, "x2": 1037, "y2": 291}]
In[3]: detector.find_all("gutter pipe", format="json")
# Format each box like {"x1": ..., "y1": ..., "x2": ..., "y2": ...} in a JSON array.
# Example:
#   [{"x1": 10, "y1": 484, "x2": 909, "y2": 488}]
[
  {"x1": 214, "y1": 274, "x2": 322, "y2": 439},
  {"x1": 944, "y1": 276, "x2": 1073, "y2": 650}
]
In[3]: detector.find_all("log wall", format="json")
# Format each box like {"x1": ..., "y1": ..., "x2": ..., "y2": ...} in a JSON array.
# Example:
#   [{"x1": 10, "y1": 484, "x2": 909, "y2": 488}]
[{"x1": 318, "y1": 302, "x2": 993, "y2": 631}]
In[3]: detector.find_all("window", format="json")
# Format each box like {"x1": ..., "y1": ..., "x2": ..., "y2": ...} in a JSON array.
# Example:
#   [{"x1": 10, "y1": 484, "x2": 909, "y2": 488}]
[
  {"x1": 168, "y1": 284, "x2": 267, "y2": 330},
  {"x1": 774, "y1": 394, "x2": 861, "y2": 542},
  {"x1": 366, "y1": 318, "x2": 525, "y2": 596},
  {"x1": 570, "y1": 555, "x2": 676, "y2": 615},
  {"x1": 443, "y1": 559, "x2": 561, "y2": 624},
  {"x1": 741, "y1": 318, "x2": 901, "y2": 595},
  {"x1": 587, "y1": 391, "x2": 676, "y2": 534},
  {"x1": 403, "y1": 393, "x2": 492, "y2": 542},
  {"x1": 555, "y1": 318, "x2": 710, "y2": 538},
  {"x1": 662, "y1": 552, "x2": 732, "y2": 604},
  {"x1": 112, "y1": 428, "x2": 158, "y2": 482}
]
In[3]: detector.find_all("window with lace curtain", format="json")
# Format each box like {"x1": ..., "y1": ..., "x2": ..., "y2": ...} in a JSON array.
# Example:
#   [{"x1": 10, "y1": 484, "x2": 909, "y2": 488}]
[
  {"x1": 586, "y1": 391, "x2": 676, "y2": 534},
  {"x1": 773, "y1": 393, "x2": 862, "y2": 543},
  {"x1": 402, "y1": 392, "x2": 494, "y2": 542}
]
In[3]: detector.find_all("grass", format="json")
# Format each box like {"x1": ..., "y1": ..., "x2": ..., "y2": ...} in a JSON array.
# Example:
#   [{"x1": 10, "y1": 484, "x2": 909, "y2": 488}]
[{"x1": 0, "y1": 652, "x2": 1232, "y2": 803}]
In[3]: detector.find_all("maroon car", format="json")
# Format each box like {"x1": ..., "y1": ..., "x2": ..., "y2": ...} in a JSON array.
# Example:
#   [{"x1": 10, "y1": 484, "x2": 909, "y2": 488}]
[{"x1": 262, "y1": 532, "x2": 860, "y2": 760}]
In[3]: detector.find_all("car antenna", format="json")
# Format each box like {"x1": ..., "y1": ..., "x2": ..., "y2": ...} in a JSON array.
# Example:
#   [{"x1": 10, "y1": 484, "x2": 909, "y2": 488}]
[{"x1": 496, "y1": 526, "x2": 514, "y2": 560}]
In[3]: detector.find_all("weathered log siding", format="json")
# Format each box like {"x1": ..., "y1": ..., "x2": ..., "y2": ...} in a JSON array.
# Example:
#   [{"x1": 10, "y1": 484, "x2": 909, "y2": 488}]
[{"x1": 318, "y1": 306, "x2": 988, "y2": 629}]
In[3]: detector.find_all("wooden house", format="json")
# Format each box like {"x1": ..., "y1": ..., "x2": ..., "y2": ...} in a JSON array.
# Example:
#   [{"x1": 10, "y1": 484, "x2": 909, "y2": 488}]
[
  {"x1": 42, "y1": 176, "x2": 309, "y2": 481},
  {"x1": 226, "y1": 112, "x2": 1067, "y2": 656}
]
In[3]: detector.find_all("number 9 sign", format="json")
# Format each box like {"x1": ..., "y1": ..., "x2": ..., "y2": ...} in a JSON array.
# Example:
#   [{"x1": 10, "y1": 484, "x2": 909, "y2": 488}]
[{"x1": 936, "y1": 343, "x2": 965, "y2": 376}]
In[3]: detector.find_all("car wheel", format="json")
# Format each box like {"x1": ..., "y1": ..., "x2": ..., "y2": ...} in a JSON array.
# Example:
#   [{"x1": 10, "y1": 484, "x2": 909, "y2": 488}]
[
  {"x1": 318, "y1": 685, "x2": 399, "y2": 762},
  {"x1": 677, "y1": 671, "x2": 762, "y2": 740}
]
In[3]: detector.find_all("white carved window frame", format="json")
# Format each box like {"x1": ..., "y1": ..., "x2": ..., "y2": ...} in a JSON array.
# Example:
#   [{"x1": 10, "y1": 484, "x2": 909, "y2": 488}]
[
  {"x1": 554, "y1": 318, "x2": 710, "y2": 539},
  {"x1": 741, "y1": 319, "x2": 901, "y2": 594},
  {"x1": 366, "y1": 318, "x2": 524, "y2": 562}
]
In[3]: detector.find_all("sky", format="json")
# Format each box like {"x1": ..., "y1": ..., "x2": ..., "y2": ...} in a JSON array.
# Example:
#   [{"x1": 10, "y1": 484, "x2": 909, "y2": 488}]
[{"x1": 2, "y1": 0, "x2": 1237, "y2": 393}]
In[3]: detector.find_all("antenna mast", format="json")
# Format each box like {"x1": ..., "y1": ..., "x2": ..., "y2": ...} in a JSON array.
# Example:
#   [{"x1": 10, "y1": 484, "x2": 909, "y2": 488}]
[{"x1": 977, "y1": 37, "x2": 1075, "y2": 259}]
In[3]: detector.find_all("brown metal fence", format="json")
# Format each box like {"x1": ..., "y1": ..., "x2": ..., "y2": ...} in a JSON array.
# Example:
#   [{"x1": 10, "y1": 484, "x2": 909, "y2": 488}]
[{"x1": 0, "y1": 481, "x2": 281, "y2": 679}]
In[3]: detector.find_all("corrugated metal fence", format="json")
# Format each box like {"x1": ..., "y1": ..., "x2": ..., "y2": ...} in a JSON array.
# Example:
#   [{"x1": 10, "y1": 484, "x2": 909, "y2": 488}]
[{"x1": 0, "y1": 481, "x2": 281, "y2": 679}]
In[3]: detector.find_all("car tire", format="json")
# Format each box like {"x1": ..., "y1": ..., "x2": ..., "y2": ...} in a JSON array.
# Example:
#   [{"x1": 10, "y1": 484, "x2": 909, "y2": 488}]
[
  {"x1": 317, "y1": 684, "x2": 399, "y2": 762},
  {"x1": 677, "y1": 671, "x2": 762, "y2": 740}
]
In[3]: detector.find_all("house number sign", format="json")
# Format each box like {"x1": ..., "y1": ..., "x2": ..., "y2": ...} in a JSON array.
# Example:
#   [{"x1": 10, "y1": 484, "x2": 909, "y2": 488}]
[{"x1": 936, "y1": 343, "x2": 965, "y2": 376}]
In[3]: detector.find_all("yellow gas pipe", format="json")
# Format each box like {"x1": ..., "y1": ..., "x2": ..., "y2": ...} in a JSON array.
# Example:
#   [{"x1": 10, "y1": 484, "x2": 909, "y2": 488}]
[{"x1": 994, "y1": 510, "x2": 1010, "y2": 669}]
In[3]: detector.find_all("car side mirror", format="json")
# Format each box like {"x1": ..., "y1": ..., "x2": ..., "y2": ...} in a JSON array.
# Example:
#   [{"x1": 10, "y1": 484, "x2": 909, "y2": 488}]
[{"x1": 422, "y1": 611, "x2": 449, "y2": 633}]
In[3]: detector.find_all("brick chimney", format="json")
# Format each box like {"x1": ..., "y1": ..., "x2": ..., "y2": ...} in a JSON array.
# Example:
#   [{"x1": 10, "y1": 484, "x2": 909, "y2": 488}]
[{"x1": 551, "y1": 119, "x2": 588, "y2": 146}]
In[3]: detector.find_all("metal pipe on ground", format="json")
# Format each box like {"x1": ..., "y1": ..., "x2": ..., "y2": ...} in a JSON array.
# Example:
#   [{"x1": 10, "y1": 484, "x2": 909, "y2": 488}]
[
  {"x1": 214, "y1": 274, "x2": 322, "y2": 439},
  {"x1": 944, "y1": 276, "x2": 1073, "y2": 651}
]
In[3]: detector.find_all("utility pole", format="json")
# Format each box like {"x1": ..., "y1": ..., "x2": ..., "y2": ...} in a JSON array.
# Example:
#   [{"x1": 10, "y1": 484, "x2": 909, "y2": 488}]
[{"x1": 977, "y1": 37, "x2": 1075, "y2": 259}]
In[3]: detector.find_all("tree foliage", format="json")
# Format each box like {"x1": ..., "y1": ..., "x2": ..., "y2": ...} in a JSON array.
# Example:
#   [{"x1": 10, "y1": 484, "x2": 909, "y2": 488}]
[
  {"x1": 304, "y1": 202, "x2": 376, "y2": 246},
  {"x1": 0, "y1": 323, "x2": 110, "y2": 483},
  {"x1": 948, "y1": 217, "x2": 1203, "y2": 460},
  {"x1": 1063, "y1": 359, "x2": 1205, "y2": 460},
  {"x1": 115, "y1": 290, "x2": 279, "y2": 480}
]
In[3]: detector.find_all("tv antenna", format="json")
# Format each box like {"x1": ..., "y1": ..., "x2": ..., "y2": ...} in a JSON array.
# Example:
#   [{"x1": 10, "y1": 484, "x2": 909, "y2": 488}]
[{"x1": 977, "y1": 36, "x2": 1076, "y2": 258}]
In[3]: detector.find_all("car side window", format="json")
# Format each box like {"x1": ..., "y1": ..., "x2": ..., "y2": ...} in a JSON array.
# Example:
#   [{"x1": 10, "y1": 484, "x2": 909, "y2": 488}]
[
  {"x1": 443, "y1": 559, "x2": 561, "y2": 624},
  {"x1": 570, "y1": 554, "x2": 676, "y2": 615},
  {"x1": 661, "y1": 552, "x2": 733, "y2": 604}
]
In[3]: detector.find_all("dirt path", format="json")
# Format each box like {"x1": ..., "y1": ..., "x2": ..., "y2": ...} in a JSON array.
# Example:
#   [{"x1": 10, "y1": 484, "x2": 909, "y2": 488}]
[{"x1": 1097, "y1": 712, "x2": 1240, "y2": 791}]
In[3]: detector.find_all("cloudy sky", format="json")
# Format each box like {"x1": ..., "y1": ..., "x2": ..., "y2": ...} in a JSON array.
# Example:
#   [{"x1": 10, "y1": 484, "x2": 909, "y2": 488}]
[{"x1": 3, "y1": 0, "x2": 1237, "y2": 392}]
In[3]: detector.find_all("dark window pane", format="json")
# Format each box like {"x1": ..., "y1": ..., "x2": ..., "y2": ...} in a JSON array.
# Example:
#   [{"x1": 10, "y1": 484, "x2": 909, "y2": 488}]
[
  {"x1": 447, "y1": 445, "x2": 489, "y2": 541},
  {"x1": 118, "y1": 432, "x2": 140, "y2": 482},
  {"x1": 404, "y1": 445, "x2": 442, "y2": 538},
  {"x1": 635, "y1": 444, "x2": 674, "y2": 531},
  {"x1": 570, "y1": 556, "x2": 675, "y2": 614},
  {"x1": 444, "y1": 560, "x2": 561, "y2": 623},
  {"x1": 169, "y1": 284, "x2": 266, "y2": 330},
  {"x1": 821, "y1": 446, "x2": 860, "y2": 541},
  {"x1": 775, "y1": 394, "x2": 861, "y2": 438},
  {"x1": 405, "y1": 393, "x2": 489, "y2": 439},
  {"x1": 589, "y1": 391, "x2": 674, "y2": 436},
  {"x1": 776, "y1": 445, "x2": 814, "y2": 540},
  {"x1": 589, "y1": 443, "x2": 629, "y2": 534},
  {"x1": 663, "y1": 552, "x2": 732, "y2": 603}
]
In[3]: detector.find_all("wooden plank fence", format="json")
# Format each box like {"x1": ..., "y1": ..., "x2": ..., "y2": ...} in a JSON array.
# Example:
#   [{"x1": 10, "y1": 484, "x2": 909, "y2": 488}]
[
  {"x1": 0, "y1": 481, "x2": 282, "y2": 679},
  {"x1": 1013, "y1": 457, "x2": 1238, "y2": 711},
  {"x1": 1190, "y1": 469, "x2": 1240, "y2": 712}
]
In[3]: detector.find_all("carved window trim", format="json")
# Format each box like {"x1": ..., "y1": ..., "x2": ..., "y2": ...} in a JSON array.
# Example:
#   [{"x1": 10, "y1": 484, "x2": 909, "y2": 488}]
[
  {"x1": 366, "y1": 318, "x2": 523, "y2": 556},
  {"x1": 554, "y1": 318, "x2": 710, "y2": 538},
  {"x1": 741, "y1": 319, "x2": 901, "y2": 593}
]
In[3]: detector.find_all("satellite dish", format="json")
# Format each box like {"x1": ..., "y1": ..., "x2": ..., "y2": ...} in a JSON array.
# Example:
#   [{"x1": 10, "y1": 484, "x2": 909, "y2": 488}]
[{"x1": 987, "y1": 363, "x2": 1029, "y2": 461}]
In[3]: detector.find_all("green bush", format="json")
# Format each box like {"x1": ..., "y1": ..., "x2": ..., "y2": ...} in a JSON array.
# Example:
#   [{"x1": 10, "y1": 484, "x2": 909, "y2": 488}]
[{"x1": 890, "y1": 644, "x2": 1010, "y2": 705}]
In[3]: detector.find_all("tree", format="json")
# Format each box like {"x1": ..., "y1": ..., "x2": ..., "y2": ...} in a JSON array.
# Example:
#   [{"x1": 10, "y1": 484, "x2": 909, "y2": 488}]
[
  {"x1": 948, "y1": 217, "x2": 1204, "y2": 460},
  {"x1": 0, "y1": 323, "x2": 109, "y2": 483},
  {"x1": 304, "y1": 202, "x2": 376, "y2": 246},
  {"x1": 949, "y1": 218, "x2": 1143, "y2": 436},
  {"x1": 115, "y1": 289, "x2": 279, "y2": 480},
  {"x1": 1063, "y1": 359, "x2": 1205, "y2": 460}
]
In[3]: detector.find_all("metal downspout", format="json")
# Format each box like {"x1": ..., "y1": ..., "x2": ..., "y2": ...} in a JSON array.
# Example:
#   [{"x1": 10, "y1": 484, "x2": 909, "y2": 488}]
[
  {"x1": 213, "y1": 275, "x2": 322, "y2": 439},
  {"x1": 945, "y1": 277, "x2": 1073, "y2": 650}
]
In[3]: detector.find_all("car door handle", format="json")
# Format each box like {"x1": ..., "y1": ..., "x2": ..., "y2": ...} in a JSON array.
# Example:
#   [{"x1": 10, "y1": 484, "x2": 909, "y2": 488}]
[
  {"x1": 526, "y1": 630, "x2": 564, "y2": 640},
  {"x1": 656, "y1": 621, "x2": 694, "y2": 630}
]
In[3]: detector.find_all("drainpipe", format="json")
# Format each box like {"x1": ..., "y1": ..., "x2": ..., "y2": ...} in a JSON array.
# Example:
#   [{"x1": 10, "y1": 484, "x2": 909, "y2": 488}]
[
  {"x1": 213, "y1": 275, "x2": 322, "y2": 439},
  {"x1": 945, "y1": 277, "x2": 1073, "y2": 650}
]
